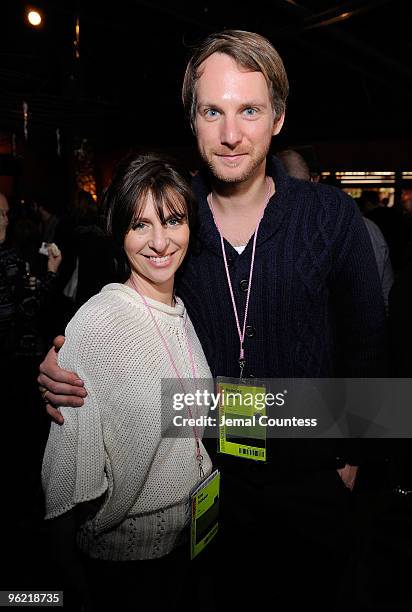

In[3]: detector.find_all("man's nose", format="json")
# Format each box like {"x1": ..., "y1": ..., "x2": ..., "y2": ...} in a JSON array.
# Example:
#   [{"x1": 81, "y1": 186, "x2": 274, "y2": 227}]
[
  {"x1": 220, "y1": 115, "x2": 242, "y2": 148},
  {"x1": 149, "y1": 224, "x2": 169, "y2": 252}
]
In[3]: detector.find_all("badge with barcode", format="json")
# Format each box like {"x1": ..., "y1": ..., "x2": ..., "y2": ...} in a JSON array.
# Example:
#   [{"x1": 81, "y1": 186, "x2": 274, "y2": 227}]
[
  {"x1": 216, "y1": 378, "x2": 267, "y2": 462},
  {"x1": 190, "y1": 469, "x2": 220, "y2": 560}
]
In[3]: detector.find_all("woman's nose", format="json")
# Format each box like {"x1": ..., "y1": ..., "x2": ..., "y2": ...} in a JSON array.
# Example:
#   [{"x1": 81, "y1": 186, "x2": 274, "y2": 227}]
[{"x1": 149, "y1": 224, "x2": 169, "y2": 252}]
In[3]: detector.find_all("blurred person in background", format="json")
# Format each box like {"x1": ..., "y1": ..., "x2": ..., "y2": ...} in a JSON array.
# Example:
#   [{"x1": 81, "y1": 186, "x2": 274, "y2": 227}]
[
  {"x1": 55, "y1": 190, "x2": 115, "y2": 325},
  {"x1": 1, "y1": 192, "x2": 62, "y2": 359},
  {"x1": 0, "y1": 191, "x2": 62, "y2": 522},
  {"x1": 277, "y1": 147, "x2": 313, "y2": 180},
  {"x1": 362, "y1": 190, "x2": 412, "y2": 272},
  {"x1": 36, "y1": 197, "x2": 60, "y2": 244},
  {"x1": 355, "y1": 198, "x2": 394, "y2": 311}
]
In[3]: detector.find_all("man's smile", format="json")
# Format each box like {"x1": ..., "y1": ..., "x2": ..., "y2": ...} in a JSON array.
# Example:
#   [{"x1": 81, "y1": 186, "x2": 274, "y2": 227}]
[{"x1": 215, "y1": 153, "x2": 248, "y2": 163}]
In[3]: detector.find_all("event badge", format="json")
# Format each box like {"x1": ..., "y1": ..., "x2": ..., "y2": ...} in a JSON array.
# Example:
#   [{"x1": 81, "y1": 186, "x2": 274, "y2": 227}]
[
  {"x1": 190, "y1": 469, "x2": 220, "y2": 560},
  {"x1": 216, "y1": 377, "x2": 267, "y2": 462}
]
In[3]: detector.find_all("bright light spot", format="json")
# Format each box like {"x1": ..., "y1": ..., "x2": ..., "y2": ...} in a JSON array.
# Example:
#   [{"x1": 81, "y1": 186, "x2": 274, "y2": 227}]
[{"x1": 27, "y1": 10, "x2": 42, "y2": 26}]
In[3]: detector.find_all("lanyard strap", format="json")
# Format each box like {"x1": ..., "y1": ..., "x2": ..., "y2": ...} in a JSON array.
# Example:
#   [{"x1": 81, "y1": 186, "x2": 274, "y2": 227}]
[
  {"x1": 208, "y1": 179, "x2": 271, "y2": 377},
  {"x1": 128, "y1": 276, "x2": 204, "y2": 477}
]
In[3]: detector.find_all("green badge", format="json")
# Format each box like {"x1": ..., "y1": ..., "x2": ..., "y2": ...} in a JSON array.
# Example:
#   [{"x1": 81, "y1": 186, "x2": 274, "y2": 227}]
[
  {"x1": 216, "y1": 378, "x2": 267, "y2": 462},
  {"x1": 190, "y1": 469, "x2": 220, "y2": 560}
]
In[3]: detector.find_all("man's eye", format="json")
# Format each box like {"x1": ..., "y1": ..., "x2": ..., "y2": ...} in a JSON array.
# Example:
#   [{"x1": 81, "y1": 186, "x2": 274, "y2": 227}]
[
  {"x1": 205, "y1": 109, "x2": 220, "y2": 119},
  {"x1": 243, "y1": 107, "x2": 258, "y2": 117}
]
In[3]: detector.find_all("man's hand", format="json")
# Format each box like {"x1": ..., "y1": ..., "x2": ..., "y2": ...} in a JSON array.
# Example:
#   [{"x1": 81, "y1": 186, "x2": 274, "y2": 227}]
[
  {"x1": 38, "y1": 335, "x2": 87, "y2": 425},
  {"x1": 337, "y1": 464, "x2": 358, "y2": 491}
]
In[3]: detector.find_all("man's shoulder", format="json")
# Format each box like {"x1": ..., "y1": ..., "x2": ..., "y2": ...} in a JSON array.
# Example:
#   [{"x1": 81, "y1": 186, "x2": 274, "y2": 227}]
[
  {"x1": 287, "y1": 180, "x2": 359, "y2": 232},
  {"x1": 289, "y1": 178, "x2": 354, "y2": 208}
]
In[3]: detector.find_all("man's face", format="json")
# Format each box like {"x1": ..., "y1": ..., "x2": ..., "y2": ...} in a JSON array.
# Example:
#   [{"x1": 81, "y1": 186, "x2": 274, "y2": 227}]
[
  {"x1": 194, "y1": 52, "x2": 284, "y2": 184},
  {"x1": 0, "y1": 195, "x2": 9, "y2": 231}
]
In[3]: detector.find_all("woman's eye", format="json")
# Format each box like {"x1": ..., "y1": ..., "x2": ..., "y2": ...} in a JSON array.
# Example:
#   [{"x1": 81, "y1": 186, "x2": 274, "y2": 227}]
[
  {"x1": 167, "y1": 217, "x2": 183, "y2": 227},
  {"x1": 131, "y1": 221, "x2": 147, "y2": 231}
]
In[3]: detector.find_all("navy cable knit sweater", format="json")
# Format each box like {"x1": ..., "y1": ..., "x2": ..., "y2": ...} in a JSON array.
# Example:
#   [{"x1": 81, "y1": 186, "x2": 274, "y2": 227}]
[{"x1": 176, "y1": 157, "x2": 386, "y2": 471}]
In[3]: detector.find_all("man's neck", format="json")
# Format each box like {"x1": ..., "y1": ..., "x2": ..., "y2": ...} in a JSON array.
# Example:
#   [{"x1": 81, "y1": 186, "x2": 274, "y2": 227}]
[
  {"x1": 208, "y1": 168, "x2": 274, "y2": 247},
  {"x1": 210, "y1": 167, "x2": 273, "y2": 218}
]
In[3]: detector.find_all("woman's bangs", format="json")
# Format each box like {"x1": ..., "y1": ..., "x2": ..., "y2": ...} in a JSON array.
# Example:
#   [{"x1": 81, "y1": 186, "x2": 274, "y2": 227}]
[{"x1": 155, "y1": 186, "x2": 187, "y2": 223}]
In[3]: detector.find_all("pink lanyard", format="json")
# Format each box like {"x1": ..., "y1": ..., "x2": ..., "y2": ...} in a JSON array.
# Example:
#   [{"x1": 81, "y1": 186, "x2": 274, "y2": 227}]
[
  {"x1": 208, "y1": 179, "x2": 271, "y2": 379},
  {"x1": 128, "y1": 275, "x2": 204, "y2": 478}
]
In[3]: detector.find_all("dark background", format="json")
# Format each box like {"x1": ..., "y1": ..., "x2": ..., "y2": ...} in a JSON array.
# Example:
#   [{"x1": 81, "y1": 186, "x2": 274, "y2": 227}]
[{"x1": 1, "y1": 0, "x2": 412, "y2": 203}]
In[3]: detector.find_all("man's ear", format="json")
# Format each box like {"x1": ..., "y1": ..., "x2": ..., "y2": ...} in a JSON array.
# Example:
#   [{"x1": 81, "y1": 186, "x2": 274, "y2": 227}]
[{"x1": 272, "y1": 112, "x2": 285, "y2": 136}]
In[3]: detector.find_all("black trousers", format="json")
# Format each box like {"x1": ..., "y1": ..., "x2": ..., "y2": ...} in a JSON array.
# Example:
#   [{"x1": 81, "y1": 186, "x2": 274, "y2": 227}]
[
  {"x1": 83, "y1": 542, "x2": 213, "y2": 612},
  {"x1": 205, "y1": 466, "x2": 355, "y2": 612}
]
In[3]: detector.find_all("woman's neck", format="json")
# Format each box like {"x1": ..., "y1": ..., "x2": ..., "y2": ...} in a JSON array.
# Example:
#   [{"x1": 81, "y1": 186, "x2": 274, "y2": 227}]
[{"x1": 126, "y1": 273, "x2": 175, "y2": 307}]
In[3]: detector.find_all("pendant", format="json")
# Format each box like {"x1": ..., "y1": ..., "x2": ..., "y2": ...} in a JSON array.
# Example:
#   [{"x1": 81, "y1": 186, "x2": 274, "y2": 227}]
[
  {"x1": 239, "y1": 358, "x2": 246, "y2": 379},
  {"x1": 197, "y1": 453, "x2": 205, "y2": 478}
]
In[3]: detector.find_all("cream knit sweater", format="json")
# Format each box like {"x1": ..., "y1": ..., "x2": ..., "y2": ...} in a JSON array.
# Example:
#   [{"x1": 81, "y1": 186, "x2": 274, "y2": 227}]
[{"x1": 42, "y1": 283, "x2": 213, "y2": 560}]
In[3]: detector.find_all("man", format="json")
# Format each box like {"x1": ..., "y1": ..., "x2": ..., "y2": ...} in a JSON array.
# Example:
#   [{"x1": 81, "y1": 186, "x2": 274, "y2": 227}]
[
  {"x1": 38, "y1": 31, "x2": 385, "y2": 609},
  {"x1": 362, "y1": 190, "x2": 412, "y2": 272},
  {"x1": 277, "y1": 148, "x2": 313, "y2": 180}
]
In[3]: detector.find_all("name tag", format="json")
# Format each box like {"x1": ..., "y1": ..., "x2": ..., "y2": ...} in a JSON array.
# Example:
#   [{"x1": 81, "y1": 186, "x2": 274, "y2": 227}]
[
  {"x1": 216, "y1": 377, "x2": 267, "y2": 462},
  {"x1": 190, "y1": 469, "x2": 220, "y2": 560}
]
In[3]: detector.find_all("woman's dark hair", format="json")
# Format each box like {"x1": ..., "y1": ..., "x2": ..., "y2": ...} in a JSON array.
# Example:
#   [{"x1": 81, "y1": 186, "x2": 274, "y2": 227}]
[{"x1": 103, "y1": 153, "x2": 197, "y2": 280}]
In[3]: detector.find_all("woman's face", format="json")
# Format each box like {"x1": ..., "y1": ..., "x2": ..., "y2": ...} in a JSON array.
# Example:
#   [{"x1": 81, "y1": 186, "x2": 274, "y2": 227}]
[{"x1": 124, "y1": 191, "x2": 190, "y2": 294}]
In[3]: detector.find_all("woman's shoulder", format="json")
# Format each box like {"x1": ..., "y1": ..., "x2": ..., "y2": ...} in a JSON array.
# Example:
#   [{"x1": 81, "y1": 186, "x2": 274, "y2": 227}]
[
  {"x1": 66, "y1": 283, "x2": 145, "y2": 339},
  {"x1": 61, "y1": 284, "x2": 149, "y2": 370}
]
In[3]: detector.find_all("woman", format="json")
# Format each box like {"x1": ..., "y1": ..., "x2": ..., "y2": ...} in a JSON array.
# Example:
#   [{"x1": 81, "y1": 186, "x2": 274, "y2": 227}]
[{"x1": 42, "y1": 154, "x2": 213, "y2": 610}]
